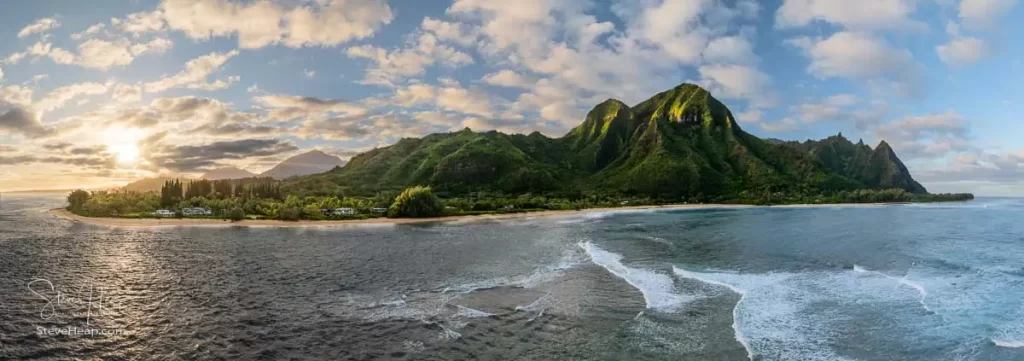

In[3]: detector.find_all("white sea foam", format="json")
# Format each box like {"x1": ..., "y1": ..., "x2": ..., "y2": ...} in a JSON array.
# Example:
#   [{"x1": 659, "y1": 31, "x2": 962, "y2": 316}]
[
  {"x1": 453, "y1": 305, "x2": 495, "y2": 318},
  {"x1": 673, "y1": 267, "x2": 794, "y2": 360},
  {"x1": 992, "y1": 339, "x2": 1024, "y2": 348},
  {"x1": 852, "y1": 265, "x2": 931, "y2": 313},
  {"x1": 446, "y1": 250, "x2": 584, "y2": 293},
  {"x1": 579, "y1": 241, "x2": 690, "y2": 311}
]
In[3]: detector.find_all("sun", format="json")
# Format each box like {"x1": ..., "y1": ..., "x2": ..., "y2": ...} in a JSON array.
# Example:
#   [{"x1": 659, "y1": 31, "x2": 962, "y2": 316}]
[
  {"x1": 104, "y1": 127, "x2": 144, "y2": 165},
  {"x1": 110, "y1": 143, "x2": 140, "y2": 163}
]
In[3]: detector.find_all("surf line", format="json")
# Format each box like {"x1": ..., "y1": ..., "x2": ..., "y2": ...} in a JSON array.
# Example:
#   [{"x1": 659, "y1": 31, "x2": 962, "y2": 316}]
[
  {"x1": 853, "y1": 265, "x2": 932, "y2": 314},
  {"x1": 577, "y1": 241, "x2": 691, "y2": 312},
  {"x1": 672, "y1": 267, "x2": 756, "y2": 361}
]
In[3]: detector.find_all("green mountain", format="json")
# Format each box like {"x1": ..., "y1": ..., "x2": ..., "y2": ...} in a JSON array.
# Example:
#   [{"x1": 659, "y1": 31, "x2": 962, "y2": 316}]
[{"x1": 284, "y1": 83, "x2": 932, "y2": 201}]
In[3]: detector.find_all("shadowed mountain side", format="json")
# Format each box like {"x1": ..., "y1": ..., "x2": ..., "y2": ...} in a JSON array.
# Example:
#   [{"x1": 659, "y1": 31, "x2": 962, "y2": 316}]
[{"x1": 280, "y1": 83, "x2": 931, "y2": 200}]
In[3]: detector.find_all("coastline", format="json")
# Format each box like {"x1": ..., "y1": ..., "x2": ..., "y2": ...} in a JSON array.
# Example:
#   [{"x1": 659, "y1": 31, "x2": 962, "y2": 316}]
[{"x1": 49, "y1": 203, "x2": 757, "y2": 228}]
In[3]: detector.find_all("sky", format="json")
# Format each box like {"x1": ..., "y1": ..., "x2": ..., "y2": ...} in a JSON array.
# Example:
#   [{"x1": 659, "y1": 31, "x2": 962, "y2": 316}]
[{"x1": 0, "y1": 0, "x2": 1021, "y2": 195}]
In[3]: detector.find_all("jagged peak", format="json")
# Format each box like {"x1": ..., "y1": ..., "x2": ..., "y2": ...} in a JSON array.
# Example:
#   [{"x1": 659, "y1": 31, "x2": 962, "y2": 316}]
[{"x1": 598, "y1": 98, "x2": 628, "y2": 107}]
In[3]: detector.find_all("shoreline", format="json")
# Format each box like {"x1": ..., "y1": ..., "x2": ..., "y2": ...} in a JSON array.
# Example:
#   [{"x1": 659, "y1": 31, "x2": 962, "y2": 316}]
[{"x1": 49, "y1": 204, "x2": 755, "y2": 228}]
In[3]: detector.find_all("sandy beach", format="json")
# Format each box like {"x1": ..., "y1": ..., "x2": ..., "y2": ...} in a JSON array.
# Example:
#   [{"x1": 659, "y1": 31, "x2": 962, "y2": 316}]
[{"x1": 48, "y1": 203, "x2": 754, "y2": 228}]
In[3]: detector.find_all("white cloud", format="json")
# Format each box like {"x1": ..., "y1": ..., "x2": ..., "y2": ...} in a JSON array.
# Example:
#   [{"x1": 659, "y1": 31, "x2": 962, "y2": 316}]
[
  {"x1": 303, "y1": 69, "x2": 316, "y2": 78},
  {"x1": 113, "y1": 10, "x2": 167, "y2": 34},
  {"x1": 959, "y1": 0, "x2": 1018, "y2": 28},
  {"x1": 698, "y1": 64, "x2": 775, "y2": 107},
  {"x1": 482, "y1": 70, "x2": 537, "y2": 88},
  {"x1": 37, "y1": 82, "x2": 111, "y2": 113},
  {"x1": 775, "y1": 0, "x2": 922, "y2": 30},
  {"x1": 255, "y1": 94, "x2": 367, "y2": 122},
  {"x1": 760, "y1": 117, "x2": 799, "y2": 132},
  {"x1": 421, "y1": 18, "x2": 479, "y2": 46},
  {"x1": 392, "y1": 83, "x2": 497, "y2": 118},
  {"x1": 788, "y1": 32, "x2": 920, "y2": 95},
  {"x1": 871, "y1": 110, "x2": 971, "y2": 158},
  {"x1": 936, "y1": 36, "x2": 989, "y2": 65},
  {"x1": 144, "y1": 50, "x2": 240, "y2": 92},
  {"x1": 346, "y1": 33, "x2": 473, "y2": 86},
  {"x1": 113, "y1": 83, "x2": 143, "y2": 103},
  {"x1": 18, "y1": 18, "x2": 61, "y2": 38},
  {"x1": 703, "y1": 35, "x2": 758, "y2": 65},
  {"x1": 0, "y1": 66, "x2": 3, "y2": 83},
  {"x1": 71, "y1": 23, "x2": 106, "y2": 40},
  {"x1": 160, "y1": 0, "x2": 393, "y2": 49},
  {"x1": 75, "y1": 39, "x2": 137, "y2": 70}
]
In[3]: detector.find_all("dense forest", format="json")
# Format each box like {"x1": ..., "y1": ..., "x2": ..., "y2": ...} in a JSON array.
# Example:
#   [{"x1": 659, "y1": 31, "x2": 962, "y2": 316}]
[{"x1": 65, "y1": 83, "x2": 972, "y2": 220}]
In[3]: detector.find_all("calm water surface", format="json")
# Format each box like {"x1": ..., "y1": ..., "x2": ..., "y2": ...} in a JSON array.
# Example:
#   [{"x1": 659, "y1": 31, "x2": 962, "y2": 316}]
[{"x1": 1, "y1": 194, "x2": 1023, "y2": 360}]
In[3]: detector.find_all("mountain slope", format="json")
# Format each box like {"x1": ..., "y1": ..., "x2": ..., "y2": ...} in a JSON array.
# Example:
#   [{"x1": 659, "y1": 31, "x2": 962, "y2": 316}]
[
  {"x1": 283, "y1": 83, "x2": 930, "y2": 200},
  {"x1": 260, "y1": 150, "x2": 346, "y2": 180},
  {"x1": 200, "y1": 166, "x2": 256, "y2": 180}
]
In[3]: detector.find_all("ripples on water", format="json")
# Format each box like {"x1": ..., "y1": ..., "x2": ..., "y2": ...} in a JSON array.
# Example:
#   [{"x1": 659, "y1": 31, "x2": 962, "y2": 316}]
[{"x1": 1, "y1": 194, "x2": 1023, "y2": 360}]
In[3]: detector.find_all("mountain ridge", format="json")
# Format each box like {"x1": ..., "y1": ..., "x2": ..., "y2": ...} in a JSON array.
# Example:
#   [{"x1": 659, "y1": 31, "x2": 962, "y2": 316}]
[{"x1": 282, "y1": 83, "x2": 934, "y2": 202}]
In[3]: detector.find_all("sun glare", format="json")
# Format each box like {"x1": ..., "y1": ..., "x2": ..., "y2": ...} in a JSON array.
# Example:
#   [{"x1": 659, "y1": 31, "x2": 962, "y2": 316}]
[
  {"x1": 105, "y1": 127, "x2": 144, "y2": 165},
  {"x1": 110, "y1": 143, "x2": 140, "y2": 163}
]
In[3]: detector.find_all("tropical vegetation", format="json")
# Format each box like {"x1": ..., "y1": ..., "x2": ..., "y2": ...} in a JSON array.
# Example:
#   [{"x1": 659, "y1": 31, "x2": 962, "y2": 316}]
[{"x1": 64, "y1": 83, "x2": 973, "y2": 220}]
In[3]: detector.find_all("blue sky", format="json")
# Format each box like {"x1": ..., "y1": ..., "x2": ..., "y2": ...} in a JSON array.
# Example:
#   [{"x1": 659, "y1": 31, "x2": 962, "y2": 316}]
[{"x1": 0, "y1": 0, "x2": 1021, "y2": 195}]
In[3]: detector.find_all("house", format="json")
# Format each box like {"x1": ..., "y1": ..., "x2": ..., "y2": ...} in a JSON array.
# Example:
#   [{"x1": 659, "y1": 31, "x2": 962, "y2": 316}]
[
  {"x1": 319, "y1": 208, "x2": 333, "y2": 216},
  {"x1": 332, "y1": 208, "x2": 357, "y2": 216},
  {"x1": 371, "y1": 207, "x2": 388, "y2": 213},
  {"x1": 181, "y1": 207, "x2": 212, "y2": 216},
  {"x1": 154, "y1": 209, "x2": 174, "y2": 217}
]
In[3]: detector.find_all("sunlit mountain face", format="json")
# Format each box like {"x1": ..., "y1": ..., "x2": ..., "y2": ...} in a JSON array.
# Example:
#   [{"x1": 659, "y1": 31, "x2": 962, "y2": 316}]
[{"x1": 1, "y1": 0, "x2": 1023, "y2": 195}]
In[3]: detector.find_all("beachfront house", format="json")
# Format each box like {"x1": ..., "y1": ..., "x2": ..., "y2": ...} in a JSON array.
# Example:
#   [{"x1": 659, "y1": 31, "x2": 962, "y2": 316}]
[
  {"x1": 182, "y1": 207, "x2": 212, "y2": 216},
  {"x1": 371, "y1": 207, "x2": 387, "y2": 213},
  {"x1": 154, "y1": 209, "x2": 174, "y2": 217},
  {"x1": 332, "y1": 208, "x2": 357, "y2": 216}
]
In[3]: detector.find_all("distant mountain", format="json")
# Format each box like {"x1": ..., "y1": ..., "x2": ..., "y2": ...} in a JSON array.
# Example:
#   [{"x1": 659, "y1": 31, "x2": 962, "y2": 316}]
[
  {"x1": 122, "y1": 176, "x2": 184, "y2": 193},
  {"x1": 260, "y1": 150, "x2": 346, "y2": 180},
  {"x1": 282, "y1": 83, "x2": 933, "y2": 200},
  {"x1": 200, "y1": 166, "x2": 256, "y2": 180}
]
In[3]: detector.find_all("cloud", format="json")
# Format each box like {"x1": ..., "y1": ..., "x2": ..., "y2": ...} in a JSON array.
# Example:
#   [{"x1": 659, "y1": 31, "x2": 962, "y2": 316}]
[
  {"x1": 482, "y1": 70, "x2": 537, "y2": 88},
  {"x1": 787, "y1": 32, "x2": 921, "y2": 95},
  {"x1": 915, "y1": 149, "x2": 1024, "y2": 184},
  {"x1": 36, "y1": 82, "x2": 111, "y2": 112},
  {"x1": 16, "y1": 37, "x2": 173, "y2": 70},
  {"x1": 113, "y1": 10, "x2": 167, "y2": 34},
  {"x1": 255, "y1": 94, "x2": 367, "y2": 122},
  {"x1": 760, "y1": 117, "x2": 799, "y2": 132},
  {"x1": 17, "y1": 18, "x2": 61, "y2": 38},
  {"x1": 0, "y1": 107, "x2": 51, "y2": 138},
  {"x1": 71, "y1": 23, "x2": 106, "y2": 40},
  {"x1": 936, "y1": 36, "x2": 989, "y2": 66},
  {"x1": 959, "y1": 0, "x2": 1018, "y2": 29},
  {"x1": 698, "y1": 64, "x2": 775, "y2": 107},
  {"x1": 160, "y1": 0, "x2": 393, "y2": 49},
  {"x1": 871, "y1": 111, "x2": 971, "y2": 159},
  {"x1": 113, "y1": 83, "x2": 143, "y2": 103},
  {"x1": 421, "y1": 17, "x2": 479, "y2": 46},
  {"x1": 392, "y1": 83, "x2": 497, "y2": 118},
  {"x1": 303, "y1": 69, "x2": 316, "y2": 78},
  {"x1": 145, "y1": 138, "x2": 297, "y2": 172},
  {"x1": 775, "y1": 0, "x2": 922, "y2": 30},
  {"x1": 0, "y1": 154, "x2": 116, "y2": 169},
  {"x1": 346, "y1": 33, "x2": 473, "y2": 86},
  {"x1": 144, "y1": 50, "x2": 239, "y2": 92},
  {"x1": 0, "y1": 66, "x2": 3, "y2": 82},
  {"x1": 703, "y1": 35, "x2": 758, "y2": 65}
]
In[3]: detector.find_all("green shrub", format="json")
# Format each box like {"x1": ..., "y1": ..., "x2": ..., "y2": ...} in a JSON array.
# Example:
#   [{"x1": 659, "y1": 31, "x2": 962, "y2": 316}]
[
  {"x1": 387, "y1": 186, "x2": 444, "y2": 218},
  {"x1": 227, "y1": 207, "x2": 246, "y2": 221},
  {"x1": 279, "y1": 207, "x2": 301, "y2": 221}
]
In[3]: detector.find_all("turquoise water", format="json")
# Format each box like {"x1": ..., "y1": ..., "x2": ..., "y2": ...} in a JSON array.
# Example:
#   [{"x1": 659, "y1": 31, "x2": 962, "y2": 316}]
[{"x1": 1, "y1": 195, "x2": 1022, "y2": 360}]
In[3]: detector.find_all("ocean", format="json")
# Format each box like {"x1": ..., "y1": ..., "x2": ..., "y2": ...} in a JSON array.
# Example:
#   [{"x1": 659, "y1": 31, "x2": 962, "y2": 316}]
[{"x1": 1, "y1": 194, "x2": 1023, "y2": 360}]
